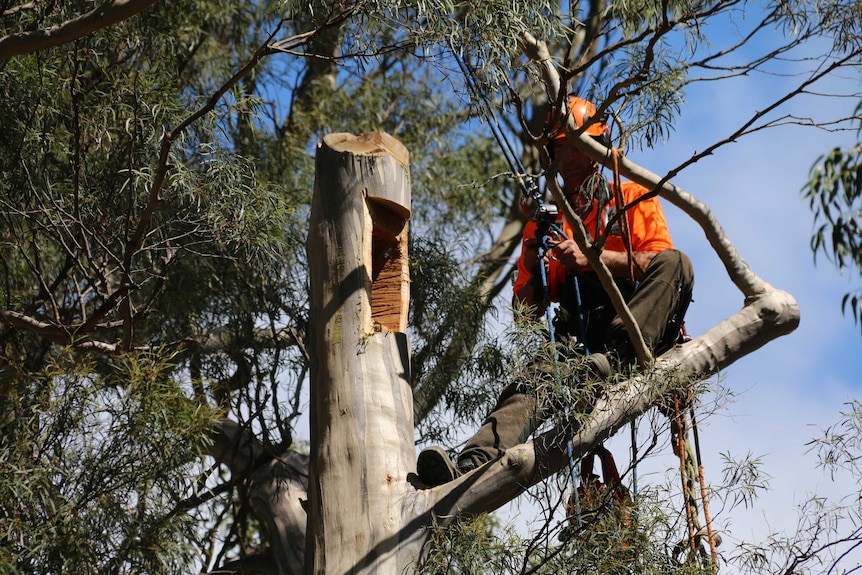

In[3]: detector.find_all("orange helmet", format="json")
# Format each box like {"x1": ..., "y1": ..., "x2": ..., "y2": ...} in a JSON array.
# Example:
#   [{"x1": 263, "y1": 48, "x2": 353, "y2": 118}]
[{"x1": 552, "y1": 96, "x2": 609, "y2": 141}]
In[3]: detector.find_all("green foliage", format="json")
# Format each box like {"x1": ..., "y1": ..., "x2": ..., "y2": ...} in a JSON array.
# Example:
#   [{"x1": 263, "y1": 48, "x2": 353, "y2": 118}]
[
  {"x1": 718, "y1": 450, "x2": 770, "y2": 510},
  {"x1": 413, "y1": 131, "x2": 514, "y2": 235},
  {"x1": 409, "y1": 236, "x2": 511, "y2": 439},
  {"x1": 2, "y1": 0, "x2": 861, "y2": 572},
  {"x1": 609, "y1": 0, "x2": 705, "y2": 39},
  {"x1": 811, "y1": 0, "x2": 862, "y2": 53},
  {"x1": 0, "y1": 1, "x2": 293, "y2": 337},
  {"x1": 802, "y1": 101, "x2": 862, "y2": 332},
  {"x1": 418, "y1": 514, "x2": 524, "y2": 574},
  {"x1": 547, "y1": 491, "x2": 716, "y2": 575},
  {"x1": 278, "y1": 0, "x2": 567, "y2": 66},
  {"x1": 0, "y1": 2, "x2": 307, "y2": 571},
  {"x1": 418, "y1": 487, "x2": 719, "y2": 574},
  {"x1": 0, "y1": 349, "x2": 220, "y2": 574},
  {"x1": 809, "y1": 399, "x2": 862, "y2": 483}
]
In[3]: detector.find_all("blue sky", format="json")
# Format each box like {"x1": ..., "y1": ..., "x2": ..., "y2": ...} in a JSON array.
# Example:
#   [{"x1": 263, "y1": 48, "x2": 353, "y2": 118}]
[
  {"x1": 634, "y1": 62, "x2": 860, "y2": 558},
  {"x1": 494, "y1": 12, "x2": 861, "y2": 566},
  {"x1": 586, "y1": 16, "x2": 860, "y2": 565}
]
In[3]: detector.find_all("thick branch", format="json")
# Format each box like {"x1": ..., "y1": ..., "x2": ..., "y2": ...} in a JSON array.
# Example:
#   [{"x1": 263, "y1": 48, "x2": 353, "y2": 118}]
[
  {"x1": 0, "y1": 0, "x2": 158, "y2": 60},
  {"x1": 412, "y1": 288, "x2": 800, "y2": 517},
  {"x1": 0, "y1": 310, "x2": 68, "y2": 343}
]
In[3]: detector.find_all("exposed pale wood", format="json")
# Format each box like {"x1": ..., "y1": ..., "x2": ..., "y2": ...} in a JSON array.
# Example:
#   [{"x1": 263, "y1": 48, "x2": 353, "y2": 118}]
[
  {"x1": 368, "y1": 199, "x2": 410, "y2": 333},
  {"x1": 307, "y1": 132, "x2": 420, "y2": 574}
]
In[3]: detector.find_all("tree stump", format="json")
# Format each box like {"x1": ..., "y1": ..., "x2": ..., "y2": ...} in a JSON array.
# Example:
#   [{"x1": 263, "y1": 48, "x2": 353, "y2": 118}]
[{"x1": 306, "y1": 132, "x2": 418, "y2": 574}]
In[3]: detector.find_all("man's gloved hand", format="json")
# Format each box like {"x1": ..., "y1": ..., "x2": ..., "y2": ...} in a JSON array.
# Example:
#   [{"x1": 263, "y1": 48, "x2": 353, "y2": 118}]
[{"x1": 546, "y1": 230, "x2": 588, "y2": 270}]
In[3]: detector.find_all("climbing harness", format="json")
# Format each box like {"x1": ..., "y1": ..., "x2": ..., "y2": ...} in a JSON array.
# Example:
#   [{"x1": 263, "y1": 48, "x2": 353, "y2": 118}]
[{"x1": 451, "y1": 49, "x2": 655, "y2": 549}]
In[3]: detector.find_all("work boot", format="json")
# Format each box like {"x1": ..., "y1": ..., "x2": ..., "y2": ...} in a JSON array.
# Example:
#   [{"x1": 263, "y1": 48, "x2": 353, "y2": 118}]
[
  {"x1": 569, "y1": 353, "x2": 613, "y2": 412},
  {"x1": 416, "y1": 446, "x2": 461, "y2": 487},
  {"x1": 583, "y1": 352, "x2": 612, "y2": 380}
]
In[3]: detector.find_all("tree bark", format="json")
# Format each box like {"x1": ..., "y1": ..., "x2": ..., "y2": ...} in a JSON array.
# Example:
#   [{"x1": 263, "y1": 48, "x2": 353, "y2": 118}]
[
  {"x1": 306, "y1": 132, "x2": 424, "y2": 574},
  {"x1": 302, "y1": 129, "x2": 801, "y2": 574}
]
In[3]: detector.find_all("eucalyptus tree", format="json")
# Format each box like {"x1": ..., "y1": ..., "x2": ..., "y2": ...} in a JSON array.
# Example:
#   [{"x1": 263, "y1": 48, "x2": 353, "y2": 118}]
[
  {"x1": 0, "y1": 2, "x2": 302, "y2": 572},
  {"x1": 1, "y1": 0, "x2": 861, "y2": 574},
  {"x1": 0, "y1": 1, "x2": 517, "y2": 572},
  {"x1": 804, "y1": 101, "x2": 862, "y2": 335}
]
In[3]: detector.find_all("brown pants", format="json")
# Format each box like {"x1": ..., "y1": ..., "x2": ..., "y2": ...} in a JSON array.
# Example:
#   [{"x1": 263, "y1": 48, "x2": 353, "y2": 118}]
[{"x1": 458, "y1": 249, "x2": 694, "y2": 469}]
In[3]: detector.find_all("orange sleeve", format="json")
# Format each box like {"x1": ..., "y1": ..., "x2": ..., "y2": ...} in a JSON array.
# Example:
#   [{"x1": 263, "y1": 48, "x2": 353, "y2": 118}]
[
  {"x1": 512, "y1": 221, "x2": 538, "y2": 296},
  {"x1": 513, "y1": 220, "x2": 568, "y2": 302},
  {"x1": 620, "y1": 182, "x2": 674, "y2": 253}
]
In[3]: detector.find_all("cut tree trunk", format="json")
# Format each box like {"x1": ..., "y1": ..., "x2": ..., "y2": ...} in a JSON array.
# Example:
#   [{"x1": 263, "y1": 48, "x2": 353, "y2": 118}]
[
  {"x1": 303, "y1": 130, "x2": 801, "y2": 575},
  {"x1": 306, "y1": 132, "x2": 426, "y2": 574}
]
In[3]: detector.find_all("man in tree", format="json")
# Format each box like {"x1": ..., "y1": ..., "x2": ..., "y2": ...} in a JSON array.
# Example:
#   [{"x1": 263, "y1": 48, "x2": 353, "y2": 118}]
[{"x1": 417, "y1": 96, "x2": 695, "y2": 487}]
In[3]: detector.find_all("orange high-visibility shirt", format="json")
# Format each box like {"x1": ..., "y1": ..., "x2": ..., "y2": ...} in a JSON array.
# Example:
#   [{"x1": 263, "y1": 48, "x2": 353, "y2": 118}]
[{"x1": 513, "y1": 181, "x2": 674, "y2": 303}]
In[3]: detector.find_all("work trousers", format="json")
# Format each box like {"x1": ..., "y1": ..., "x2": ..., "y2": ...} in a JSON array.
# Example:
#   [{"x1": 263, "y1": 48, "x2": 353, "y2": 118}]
[{"x1": 458, "y1": 249, "x2": 694, "y2": 469}]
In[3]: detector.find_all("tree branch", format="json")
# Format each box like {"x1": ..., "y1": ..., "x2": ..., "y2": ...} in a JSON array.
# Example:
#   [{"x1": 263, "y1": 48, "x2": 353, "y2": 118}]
[
  {"x1": 413, "y1": 287, "x2": 800, "y2": 519},
  {"x1": 0, "y1": 0, "x2": 158, "y2": 61}
]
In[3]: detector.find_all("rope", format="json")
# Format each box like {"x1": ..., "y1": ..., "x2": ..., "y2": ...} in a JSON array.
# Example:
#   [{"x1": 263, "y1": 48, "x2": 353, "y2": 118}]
[
  {"x1": 689, "y1": 394, "x2": 719, "y2": 572},
  {"x1": 536, "y1": 224, "x2": 584, "y2": 531},
  {"x1": 630, "y1": 420, "x2": 638, "y2": 500},
  {"x1": 673, "y1": 396, "x2": 698, "y2": 557},
  {"x1": 449, "y1": 43, "x2": 540, "y2": 202},
  {"x1": 671, "y1": 392, "x2": 721, "y2": 572}
]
